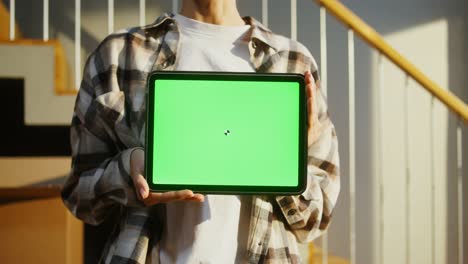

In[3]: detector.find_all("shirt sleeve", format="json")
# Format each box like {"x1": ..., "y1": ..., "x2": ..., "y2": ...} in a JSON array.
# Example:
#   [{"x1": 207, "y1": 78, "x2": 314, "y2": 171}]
[
  {"x1": 61, "y1": 51, "x2": 143, "y2": 226},
  {"x1": 275, "y1": 74, "x2": 341, "y2": 243}
]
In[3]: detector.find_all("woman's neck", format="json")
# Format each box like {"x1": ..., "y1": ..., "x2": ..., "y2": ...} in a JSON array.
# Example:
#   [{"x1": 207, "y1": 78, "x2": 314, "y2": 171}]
[{"x1": 179, "y1": 0, "x2": 245, "y2": 26}]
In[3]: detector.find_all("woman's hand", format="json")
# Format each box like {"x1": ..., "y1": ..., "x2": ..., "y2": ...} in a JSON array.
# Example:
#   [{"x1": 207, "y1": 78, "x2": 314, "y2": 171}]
[
  {"x1": 130, "y1": 148, "x2": 205, "y2": 206},
  {"x1": 305, "y1": 71, "x2": 322, "y2": 147}
]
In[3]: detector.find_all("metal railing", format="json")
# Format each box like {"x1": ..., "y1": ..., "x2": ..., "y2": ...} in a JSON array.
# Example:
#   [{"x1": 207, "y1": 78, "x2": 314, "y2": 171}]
[
  {"x1": 316, "y1": 1, "x2": 466, "y2": 264},
  {"x1": 316, "y1": 0, "x2": 468, "y2": 121}
]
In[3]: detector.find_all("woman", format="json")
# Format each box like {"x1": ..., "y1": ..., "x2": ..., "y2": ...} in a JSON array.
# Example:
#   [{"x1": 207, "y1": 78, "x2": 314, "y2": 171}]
[{"x1": 62, "y1": 0, "x2": 340, "y2": 263}]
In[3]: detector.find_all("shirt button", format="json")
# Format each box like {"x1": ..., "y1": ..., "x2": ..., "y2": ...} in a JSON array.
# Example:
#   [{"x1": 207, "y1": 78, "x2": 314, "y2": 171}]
[{"x1": 287, "y1": 209, "x2": 297, "y2": 216}]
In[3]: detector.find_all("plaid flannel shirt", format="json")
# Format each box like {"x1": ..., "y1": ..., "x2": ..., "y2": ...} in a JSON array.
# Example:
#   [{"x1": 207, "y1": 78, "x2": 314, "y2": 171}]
[{"x1": 62, "y1": 13, "x2": 340, "y2": 264}]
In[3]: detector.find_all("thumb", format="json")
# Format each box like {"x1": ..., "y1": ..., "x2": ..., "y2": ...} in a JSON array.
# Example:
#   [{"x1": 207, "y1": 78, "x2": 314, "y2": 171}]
[{"x1": 133, "y1": 174, "x2": 150, "y2": 200}]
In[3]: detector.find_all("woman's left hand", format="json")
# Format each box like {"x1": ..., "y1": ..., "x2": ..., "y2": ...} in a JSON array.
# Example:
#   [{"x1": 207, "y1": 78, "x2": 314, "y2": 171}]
[{"x1": 304, "y1": 71, "x2": 321, "y2": 147}]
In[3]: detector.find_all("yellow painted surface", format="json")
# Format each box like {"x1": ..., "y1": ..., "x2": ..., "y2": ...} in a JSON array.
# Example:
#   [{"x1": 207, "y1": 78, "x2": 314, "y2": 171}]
[
  {"x1": 0, "y1": 157, "x2": 71, "y2": 187},
  {"x1": 0, "y1": 2, "x2": 22, "y2": 40},
  {"x1": 0, "y1": 39, "x2": 73, "y2": 95},
  {"x1": 308, "y1": 242, "x2": 349, "y2": 264},
  {"x1": 0, "y1": 198, "x2": 83, "y2": 264}
]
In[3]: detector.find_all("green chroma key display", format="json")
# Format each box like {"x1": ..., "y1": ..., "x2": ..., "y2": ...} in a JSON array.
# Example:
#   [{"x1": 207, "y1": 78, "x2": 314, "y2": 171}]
[{"x1": 145, "y1": 71, "x2": 307, "y2": 194}]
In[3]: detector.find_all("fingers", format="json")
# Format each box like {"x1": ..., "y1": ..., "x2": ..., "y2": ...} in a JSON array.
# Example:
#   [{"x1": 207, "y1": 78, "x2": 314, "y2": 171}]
[
  {"x1": 304, "y1": 71, "x2": 314, "y2": 99},
  {"x1": 186, "y1": 193, "x2": 205, "y2": 202},
  {"x1": 304, "y1": 71, "x2": 314, "y2": 129},
  {"x1": 131, "y1": 167, "x2": 205, "y2": 205},
  {"x1": 304, "y1": 71, "x2": 322, "y2": 146},
  {"x1": 304, "y1": 70, "x2": 313, "y2": 84},
  {"x1": 142, "y1": 189, "x2": 205, "y2": 206},
  {"x1": 304, "y1": 70, "x2": 321, "y2": 146}
]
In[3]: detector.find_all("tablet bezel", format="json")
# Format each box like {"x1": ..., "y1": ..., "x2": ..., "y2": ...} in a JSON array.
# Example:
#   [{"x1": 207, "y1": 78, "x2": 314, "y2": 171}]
[{"x1": 145, "y1": 71, "x2": 307, "y2": 195}]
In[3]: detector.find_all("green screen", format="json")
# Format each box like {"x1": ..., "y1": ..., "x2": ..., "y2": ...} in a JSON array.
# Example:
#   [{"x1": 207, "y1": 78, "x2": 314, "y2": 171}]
[{"x1": 152, "y1": 79, "x2": 299, "y2": 187}]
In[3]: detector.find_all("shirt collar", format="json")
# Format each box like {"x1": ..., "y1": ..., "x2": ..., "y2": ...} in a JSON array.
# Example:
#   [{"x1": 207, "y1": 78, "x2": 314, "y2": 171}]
[
  {"x1": 241, "y1": 16, "x2": 279, "y2": 52},
  {"x1": 148, "y1": 13, "x2": 279, "y2": 52}
]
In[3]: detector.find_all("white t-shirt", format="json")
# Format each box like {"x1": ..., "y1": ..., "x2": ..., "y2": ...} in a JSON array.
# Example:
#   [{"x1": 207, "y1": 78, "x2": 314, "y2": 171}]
[{"x1": 156, "y1": 14, "x2": 254, "y2": 264}]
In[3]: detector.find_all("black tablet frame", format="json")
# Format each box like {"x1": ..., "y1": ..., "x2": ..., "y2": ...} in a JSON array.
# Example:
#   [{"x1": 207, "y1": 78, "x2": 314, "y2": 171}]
[{"x1": 145, "y1": 71, "x2": 307, "y2": 195}]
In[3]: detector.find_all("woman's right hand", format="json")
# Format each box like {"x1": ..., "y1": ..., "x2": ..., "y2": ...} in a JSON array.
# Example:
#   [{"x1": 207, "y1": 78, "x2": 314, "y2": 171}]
[{"x1": 130, "y1": 148, "x2": 205, "y2": 206}]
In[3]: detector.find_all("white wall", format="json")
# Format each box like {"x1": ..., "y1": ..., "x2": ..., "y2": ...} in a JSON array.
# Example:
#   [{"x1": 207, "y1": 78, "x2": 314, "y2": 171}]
[
  {"x1": 320, "y1": 1, "x2": 467, "y2": 263},
  {"x1": 378, "y1": 19, "x2": 449, "y2": 264}
]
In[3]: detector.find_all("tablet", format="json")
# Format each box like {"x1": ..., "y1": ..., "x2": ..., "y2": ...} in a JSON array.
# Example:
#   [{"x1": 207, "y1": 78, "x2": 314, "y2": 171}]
[{"x1": 145, "y1": 71, "x2": 307, "y2": 195}]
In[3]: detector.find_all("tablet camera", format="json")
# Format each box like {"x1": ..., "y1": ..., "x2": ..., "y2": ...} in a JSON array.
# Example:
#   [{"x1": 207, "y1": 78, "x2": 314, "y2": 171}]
[{"x1": 224, "y1": 129, "x2": 231, "y2": 136}]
